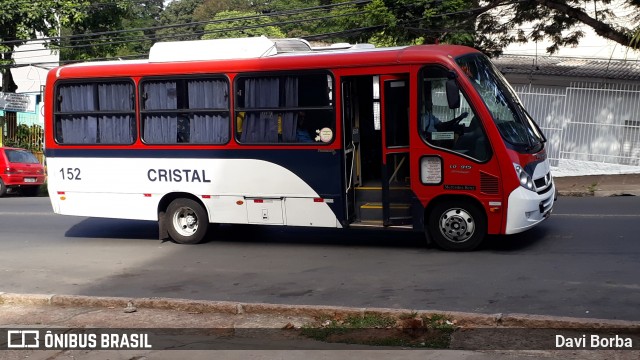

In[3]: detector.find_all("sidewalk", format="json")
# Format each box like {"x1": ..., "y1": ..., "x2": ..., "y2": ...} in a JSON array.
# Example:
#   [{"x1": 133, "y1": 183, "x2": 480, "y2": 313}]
[
  {"x1": 554, "y1": 173, "x2": 640, "y2": 197},
  {"x1": 0, "y1": 293, "x2": 638, "y2": 359}
]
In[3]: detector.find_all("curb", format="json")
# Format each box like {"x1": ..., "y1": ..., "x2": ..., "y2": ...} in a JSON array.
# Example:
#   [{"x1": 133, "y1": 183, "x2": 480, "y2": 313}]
[
  {"x1": 557, "y1": 190, "x2": 593, "y2": 197},
  {"x1": 1, "y1": 292, "x2": 638, "y2": 329},
  {"x1": 593, "y1": 189, "x2": 640, "y2": 197},
  {"x1": 557, "y1": 190, "x2": 640, "y2": 197}
]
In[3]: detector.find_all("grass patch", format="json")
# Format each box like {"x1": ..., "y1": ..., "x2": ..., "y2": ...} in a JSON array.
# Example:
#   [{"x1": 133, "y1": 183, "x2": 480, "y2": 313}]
[
  {"x1": 587, "y1": 182, "x2": 598, "y2": 195},
  {"x1": 299, "y1": 312, "x2": 456, "y2": 348}
]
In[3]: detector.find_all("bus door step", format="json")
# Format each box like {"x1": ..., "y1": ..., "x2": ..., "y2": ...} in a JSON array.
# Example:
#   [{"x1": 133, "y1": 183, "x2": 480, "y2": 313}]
[{"x1": 359, "y1": 202, "x2": 411, "y2": 221}]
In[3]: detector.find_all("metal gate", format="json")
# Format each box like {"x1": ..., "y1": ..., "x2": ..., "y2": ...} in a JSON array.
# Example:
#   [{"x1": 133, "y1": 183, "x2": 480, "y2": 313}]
[{"x1": 514, "y1": 82, "x2": 640, "y2": 167}]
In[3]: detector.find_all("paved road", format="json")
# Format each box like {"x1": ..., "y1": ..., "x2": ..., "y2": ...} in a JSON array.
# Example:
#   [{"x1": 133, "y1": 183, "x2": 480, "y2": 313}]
[{"x1": 0, "y1": 196, "x2": 639, "y2": 321}]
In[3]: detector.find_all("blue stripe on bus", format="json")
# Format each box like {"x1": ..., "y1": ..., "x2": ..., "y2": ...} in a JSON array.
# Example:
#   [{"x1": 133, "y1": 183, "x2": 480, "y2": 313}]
[{"x1": 45, "y1": 148, "x2": 346, "y2": 222}]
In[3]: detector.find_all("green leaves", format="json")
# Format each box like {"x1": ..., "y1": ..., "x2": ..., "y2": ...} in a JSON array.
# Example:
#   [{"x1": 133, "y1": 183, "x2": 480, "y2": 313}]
[
  {"x1": 0, "y1": 1, "x2": 90, "y2": 90},
  {"x1": 202, "y1": 10, "x2": 286, "y2": 39}
]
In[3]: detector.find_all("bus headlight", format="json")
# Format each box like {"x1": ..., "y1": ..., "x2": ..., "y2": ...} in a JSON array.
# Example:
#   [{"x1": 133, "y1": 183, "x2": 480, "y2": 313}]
[{"x1": 514, "y1": 164, "x2": 535, "y2": 192}]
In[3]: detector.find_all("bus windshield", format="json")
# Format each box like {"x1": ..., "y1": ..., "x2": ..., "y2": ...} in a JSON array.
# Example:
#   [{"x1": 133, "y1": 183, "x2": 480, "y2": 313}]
[{"x1": 456, "y1": 54, "x2": 545, "y2": 153}]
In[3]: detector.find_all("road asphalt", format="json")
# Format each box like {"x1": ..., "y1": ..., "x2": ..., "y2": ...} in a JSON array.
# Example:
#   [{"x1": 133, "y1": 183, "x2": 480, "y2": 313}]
[{"x1": 1, "y1": 174, "x2": 638, "y2": 359}]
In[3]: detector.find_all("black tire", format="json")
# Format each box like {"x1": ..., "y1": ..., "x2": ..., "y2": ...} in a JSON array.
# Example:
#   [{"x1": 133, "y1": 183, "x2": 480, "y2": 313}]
[
  {"x1": 427, "y1": 200, "x2": 486, "y2": 251},
  {"x1": 165, "y1": 198, "x2": 209, "y2": 244},
  {"x1": 21, "y1": 186, "x2": 40, "y2": 197},
  {"x1": 0, "y1": 178, "x2": 6, "y2": 197}
]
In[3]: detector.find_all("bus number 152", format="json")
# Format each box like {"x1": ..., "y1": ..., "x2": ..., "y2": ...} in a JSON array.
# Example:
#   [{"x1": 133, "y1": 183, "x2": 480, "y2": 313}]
[{"x1": 60, "y1": 168, "x2": 82, "y2": 180}]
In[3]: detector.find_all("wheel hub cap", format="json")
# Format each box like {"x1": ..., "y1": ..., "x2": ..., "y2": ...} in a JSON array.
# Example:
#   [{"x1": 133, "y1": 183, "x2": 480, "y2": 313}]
[
  {"x1": 173, "y1": 206, "x2": 199, "y2": 237},
  {"x1": 439, "y1": 208, "x2": 475, "y2": 243}
]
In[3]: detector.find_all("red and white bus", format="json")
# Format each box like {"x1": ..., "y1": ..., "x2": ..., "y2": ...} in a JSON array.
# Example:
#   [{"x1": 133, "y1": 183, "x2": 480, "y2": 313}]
[{"x1": 44, "y1": 37, "x2": 555, "y2": 251}]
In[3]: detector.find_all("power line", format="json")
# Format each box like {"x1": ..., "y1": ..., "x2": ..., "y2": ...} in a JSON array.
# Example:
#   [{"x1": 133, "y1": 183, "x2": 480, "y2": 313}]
[
  {"x1": 3, "y1": 7, "x2": 373, "y2": 57},
  {"x1": 0, "y1": 1, "x2": 490, "y2": 68},
  {"x1": 0, "y1": 0, "x2": 373, "y2": 47},
  {"x1": 4, "y1": 0, "x2": 466, "y2": 56}
]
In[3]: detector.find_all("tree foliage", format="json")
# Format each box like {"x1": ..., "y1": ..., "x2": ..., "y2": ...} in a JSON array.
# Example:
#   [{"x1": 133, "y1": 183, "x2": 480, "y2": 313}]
[
  {"x1": 321, "y1": 0, "x2": 640, "y2": 56},
  {"x1": 475, "y1": 0, "x2": 639, "y2": 56},
  {"x1": 0, "y1": 0, "x2": 89, "y2": 91},
  {"x1": 157, "y1": 0, "x2": 205, "y2": 41},
  {"x1": 193, "y1": 0, "x2": 253, "y2": 21},
  {"x1": 359, "y1": 0, "x2": 476, "y2": 47},
  {"x1": 202, "y1": 10, "x2": 286, "y2": 39},
  {"x1": 59, "y1": 2, "x2": 130, "y2": 61},
  {"x1": 176, "y1": 0, "x2": 640, "y2": 56},
  {"x1": 60, "y1": 0, "x2": 163, "y2": 61},
  {"x1": 119, "y1": 0, "x2": 164, "y2": 56}
]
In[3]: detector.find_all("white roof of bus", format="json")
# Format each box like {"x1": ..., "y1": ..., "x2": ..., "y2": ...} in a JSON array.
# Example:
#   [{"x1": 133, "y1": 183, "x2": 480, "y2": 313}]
[
  {"x1": 147, "y1": 36, "x2": 390, "y2": 63},
  {"x1": 59, "y1": 37, "x2": 409, "y2": 69},
  {"x1": 63, "y1": 59, "x2": 149, "y2": 68},
  {"x1": 149, "y1": 36, "x2": 279, "y2": 63}
]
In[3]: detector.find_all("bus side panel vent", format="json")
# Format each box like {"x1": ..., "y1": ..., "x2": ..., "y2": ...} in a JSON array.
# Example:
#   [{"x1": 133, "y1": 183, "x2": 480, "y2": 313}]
[{"x1": 480, "y1": 172, "x2": 499, "y2": 195}]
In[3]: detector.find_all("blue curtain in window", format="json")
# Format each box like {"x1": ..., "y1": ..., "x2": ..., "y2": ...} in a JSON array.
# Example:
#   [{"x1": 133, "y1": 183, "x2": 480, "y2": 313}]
[
  {"x1": 281, "y1": 77, "x2": 299, "y2": 143},
  {"x1": 143, "y1": 81, "x2": 178, "y2": 143},
  {"x1": 59, "y1": 84, "x2": 98, "y2": 143},
  {"x1": 188, "y1": 80, "x2": 229, "y2": 143},
  {"x1": 98, "y1": 83, "x2": 134, "y2": 144},
  {"x1": 242, "y1": 78, "x2": 279, "y2": 143}
]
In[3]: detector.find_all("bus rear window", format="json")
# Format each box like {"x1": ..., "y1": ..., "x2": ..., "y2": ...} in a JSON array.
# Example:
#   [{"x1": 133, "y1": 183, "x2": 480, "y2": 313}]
[
  {"x1": 235, "y1": 72, "x2": 334, "y2": 144},
  {"x1": 140, "y1": 77, "x2": 230, "y2": 144},
  {"x1": 55, "y1": 81, "x2": 135, "y2": 144}
]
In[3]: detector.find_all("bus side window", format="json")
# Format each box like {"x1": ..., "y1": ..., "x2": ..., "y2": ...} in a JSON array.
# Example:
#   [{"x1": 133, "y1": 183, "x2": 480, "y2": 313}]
[
  {"x1": 235, "y1": 72, "x2": 334, "y2": 145},
  {"x1": 141, "y1": 78, "x2": 229, "y2": 145},
  {"x1": 55, "y1": 81, "x2": 135, "y2": 145}
]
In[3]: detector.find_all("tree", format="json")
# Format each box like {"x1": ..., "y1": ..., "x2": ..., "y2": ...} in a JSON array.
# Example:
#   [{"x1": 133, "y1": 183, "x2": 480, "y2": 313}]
[
  {"x1": 202, "y1": 10, "x2": 286, "y2": 39},
  {"x1": 475, "y1": 0, "x2": 640, "y2": 56},
  {"x1": 118, "y1": 0, "x2": 164, "y2": 56},
  {"x1": 0, "y1": 0, "x2": 89, "y2": 91},
  {"x1": 257, "y1": 0, "x2": 324, "y2": 39},
  {"x1": 371, "y1": 0, "x2": 640, "y2": 56},
  {"x1": 157, "y1": 0, "x2": 204, "y2": 42},
  {"x1": 59, "y1": 2, "x2": 130, "y2": 61},
  {"x1": 358, "y1": 0, "x2": 475, "y2": 47},
  {"x1": 193, "y1": 0, "x2": 253, "y2": 22},
  {"x1": 194, "y1": 0, "x2": 323, "y2": 39},
  {"x1": 59, "y1": 0, "x2": 164, "y2": 61}
]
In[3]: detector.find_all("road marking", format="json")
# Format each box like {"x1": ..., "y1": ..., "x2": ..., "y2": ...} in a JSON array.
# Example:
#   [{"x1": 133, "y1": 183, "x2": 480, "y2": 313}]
[{"x1": 0, "y1": 212, "x2": 54, "y2": 216}]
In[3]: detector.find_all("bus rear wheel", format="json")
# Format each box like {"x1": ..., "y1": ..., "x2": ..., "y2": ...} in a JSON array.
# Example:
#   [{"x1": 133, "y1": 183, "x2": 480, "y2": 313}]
[
  {"x1": 427, "y1": 200, "x2": 486, "y2": 251},
  {"x1": 165, "y1": 198, "x2": 209, "y2": 244}
]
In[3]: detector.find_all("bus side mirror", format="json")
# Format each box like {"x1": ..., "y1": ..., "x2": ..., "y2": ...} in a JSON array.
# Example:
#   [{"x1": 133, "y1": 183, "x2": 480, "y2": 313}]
[{"x1": 446, "y1": 79, "x2": 460, "y2": 109}]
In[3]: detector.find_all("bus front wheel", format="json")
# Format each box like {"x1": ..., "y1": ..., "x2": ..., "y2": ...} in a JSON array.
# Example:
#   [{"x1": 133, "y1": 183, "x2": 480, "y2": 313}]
[
  {"x1": 165, "y1": 198, "x2": 209, "y2": 244},
  {"x1": 427, "y1": 200, "x2": 486, "y2": 251}
]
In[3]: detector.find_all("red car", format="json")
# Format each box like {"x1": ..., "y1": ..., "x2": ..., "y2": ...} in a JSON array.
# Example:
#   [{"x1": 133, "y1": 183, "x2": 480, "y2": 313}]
[{"x1": 0, "y1": 147, "x2": 46, "y2": 197}]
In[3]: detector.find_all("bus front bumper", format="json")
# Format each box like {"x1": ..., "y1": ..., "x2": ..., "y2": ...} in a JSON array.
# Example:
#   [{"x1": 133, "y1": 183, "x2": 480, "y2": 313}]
[{"x1": 505, "y1": 184, "x2": 555, "y2": 235}]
